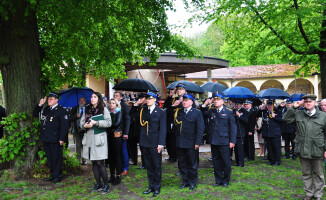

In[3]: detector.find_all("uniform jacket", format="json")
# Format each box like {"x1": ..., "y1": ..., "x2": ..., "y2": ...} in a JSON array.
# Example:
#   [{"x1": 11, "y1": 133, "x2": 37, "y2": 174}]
[
  {"x1": 283, "y1": 106, "x2": 326, "y2": 159},
  {"x1": 257, "y1": 108, "x2": 283, "y2": 138},
  {"x1": 33, "y1": 104, "x2": 69, "y2": 143},
  {"x1": 139, "y1": 105, "x2": 166, "y2": 148},
  {"x1": 174, "y1": 107, "x2": 205, "y2": 148},
  {"x1": 205, "y1": 105, "x2": 237, "y2": 145},
  {"x1": 81, "y1": 107, "x2": 112, "y2": 160},
  {"x1": 234, "y1": 108, "x2": 248, "y2": 138},
  {"x1": 245, "y1": 108, "x2": 257, "y2": 134}
]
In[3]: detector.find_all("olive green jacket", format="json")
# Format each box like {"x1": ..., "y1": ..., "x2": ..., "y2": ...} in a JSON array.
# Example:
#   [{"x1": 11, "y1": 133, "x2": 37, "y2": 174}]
[{"x1": 283, "y1": 106, "x2": 326, "y2": 159}]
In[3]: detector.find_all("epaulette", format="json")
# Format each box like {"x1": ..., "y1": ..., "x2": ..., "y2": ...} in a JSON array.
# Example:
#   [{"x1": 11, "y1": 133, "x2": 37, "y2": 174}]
[{"x1": 226, "y1": 107, "x2": 233, "y2": 111}]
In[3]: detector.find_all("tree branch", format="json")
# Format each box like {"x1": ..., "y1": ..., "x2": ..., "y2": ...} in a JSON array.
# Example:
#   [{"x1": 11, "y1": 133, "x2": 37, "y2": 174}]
[
  {"x1": 293, "y1": 0, "x2": 310, "y2": 45},
  {"x1": 252, "y1": 9, "x2": 318, "y2": 55}
]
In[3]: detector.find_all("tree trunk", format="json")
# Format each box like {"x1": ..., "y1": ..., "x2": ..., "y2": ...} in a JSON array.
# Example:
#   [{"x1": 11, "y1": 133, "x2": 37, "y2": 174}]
[
  {"x1": 320, "y1": 53, "x2": 326, "y2": 99},
  {"x1": 0, "y1": 0, "x2": 43, "y2": 176}
]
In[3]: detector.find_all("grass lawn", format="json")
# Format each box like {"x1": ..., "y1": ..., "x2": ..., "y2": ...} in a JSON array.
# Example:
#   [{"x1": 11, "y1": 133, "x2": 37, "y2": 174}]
[{"x1": 0, "y1": 153, "x2": 313, "y2": 200}]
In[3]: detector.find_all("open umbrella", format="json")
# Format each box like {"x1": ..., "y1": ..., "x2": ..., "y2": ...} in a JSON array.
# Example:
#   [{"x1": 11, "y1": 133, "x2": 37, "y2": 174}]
[
  {"x1": 291, "y1": 93, "x2": 306, "y2": 101},
  {"x1": 113, "y1": 78, "x2": 159, "y2": 92},
  {"x1": 256, "y1": 88, "x2": 290, "y2": 99},
  {"x1": 200, "y1": 82, "x2": 228, "y2": 94},
  {"x1": 166, "y1": 80, "x2": 204, "y2": 93},
  {"x1": 222, "y1": 87, "x2": 256, "y2": 98},
  {"x1": 59, "y1": 87, "x2": 94, "y2": 108}
]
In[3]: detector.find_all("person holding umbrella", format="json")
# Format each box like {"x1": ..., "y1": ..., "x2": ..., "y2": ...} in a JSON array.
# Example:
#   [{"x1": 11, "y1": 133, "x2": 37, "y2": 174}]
[{"x1": 257, "y1": 100, "x2": 283, "y2": 166}]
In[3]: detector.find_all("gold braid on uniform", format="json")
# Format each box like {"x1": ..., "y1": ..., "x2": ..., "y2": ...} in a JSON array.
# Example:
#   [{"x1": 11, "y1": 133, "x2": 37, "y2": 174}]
[
  {"x1": 174, "y1": 108, "x2": 182, "y2": 133},
  {"x1": 140, "y1": 107, "x2": 149, "y2": 135},
  {"x1": 172, "y1": 97, "x2": 176, "y2": 104},
  {"x1": 208, "y1": 104, "x2": 213, "y2": 110}
]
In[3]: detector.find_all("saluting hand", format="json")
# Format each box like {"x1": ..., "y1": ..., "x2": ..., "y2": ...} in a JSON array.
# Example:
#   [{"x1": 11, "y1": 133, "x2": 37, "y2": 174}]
[
  {"x1": 294, "y1": 100, "x2": 304, "y2": 108},
  {"x1": 169, "y1": 88, "x2": 176, "y2": 97},
  {"x1": 172, "y1": 99, "x2": 181, "y2": 107},
  {"x1": 248, "y1": 132, "x2": 253, "y2": 136},
  {"x1": 39, "y1": 96, "x2": 47, "y2": 106}
]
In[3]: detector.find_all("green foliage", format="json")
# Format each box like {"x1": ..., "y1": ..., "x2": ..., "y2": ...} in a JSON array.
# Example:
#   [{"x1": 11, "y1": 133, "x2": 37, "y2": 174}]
[{"x1": 0, "y1": 113, "x2": 39, "y2": 165}]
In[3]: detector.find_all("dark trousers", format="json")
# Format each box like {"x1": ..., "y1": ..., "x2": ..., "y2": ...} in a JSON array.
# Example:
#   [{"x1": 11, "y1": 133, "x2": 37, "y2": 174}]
[
  {"x1": 266, "y1": 136, "x2": 281, "y2": 164},
  {"x1": 108, "y1": 135, "x2": 122, "y2": 175},
  {"x1": 128, "y1": 133, "x2": 139, "y2": 165},
  {"x1": 246, "y1": 134, "x2": 255, "y2": 160},
  {"x1": 43, "y1": 142, "x2": 63, "y2": 179},
  {"x1": 283, "y1": 132, "x2": 296, "y2": 157},
  {"x1": 211, "y1": 144, "x2": 231, "y2": 185},
  {"x1": 235, "y1": 137, "x2": 245, "y2": 166},
  {"x1": 166, "y1": 129, "x2": 177, "y2": 160},
  {"x1": 141, "y1": 146, "x2": 162, "y2": 191},
  {"x1": 177, "y1": 147, "x2": 198, "y2": 186}
]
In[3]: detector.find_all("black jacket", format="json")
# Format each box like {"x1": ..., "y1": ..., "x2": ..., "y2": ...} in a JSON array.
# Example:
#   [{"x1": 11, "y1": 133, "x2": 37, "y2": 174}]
[
  {"x1": 108, "y1": 110, "x2": 122, "y2": 134},
  {"x1": 257, "y1": 108, "x2": 283, "y2": 138},
  {"x1": 120, "y1": 100, "x2": 130, "y2": 136},
  {"x1": 33, "y1": 104, "x2": 69, "y2": 143},
  {"x1": 234, "y1": 108, "x2": 249, "y2": 138}
]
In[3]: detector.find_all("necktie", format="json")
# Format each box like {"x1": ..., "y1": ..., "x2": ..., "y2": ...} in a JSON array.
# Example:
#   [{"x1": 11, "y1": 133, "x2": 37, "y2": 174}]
[{"x1": 80, "y1": 108, "x2": 84, "y2": 116}]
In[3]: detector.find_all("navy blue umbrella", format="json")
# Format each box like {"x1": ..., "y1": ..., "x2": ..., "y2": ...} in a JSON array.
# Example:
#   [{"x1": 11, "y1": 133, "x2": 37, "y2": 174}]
[
  {"x1": 200, "y1": 82, "x2": 228, "y2": 94},
  {"x1": 113, "y1": 78, "x2": 159, "y2": 92},
  {"x1": 291, "y1": 93, "x2": 306, "y2": 101},
  {"x1": 166, "y1": 80, "x2": 204, "y2": 93},
  {"x1": 256, "y1": 88, "x2": 290, "y2": 99},
  {"x1": 222, "y1": 87, "x2": 256, "y2": 98},
  {"x1": 59, "y1": 87, "x2": 94, "y2": 108}
]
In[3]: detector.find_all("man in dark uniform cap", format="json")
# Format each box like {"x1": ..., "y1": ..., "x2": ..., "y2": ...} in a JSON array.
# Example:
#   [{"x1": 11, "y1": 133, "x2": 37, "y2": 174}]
[
  {"x1": 33, "y1": 92, "x2": 69, "y2": 184},
  {"x1": 163, "y1": 83, "x2": 187, "y2": 162},
  {"x1": 282, "y1": 99, "x2": 297, "y2": 160},
  {"x1": 139, "y1": 92, "x2": 166, "y2": 197},
  {"x1": 205, "y1": 94, "x2": 237, "y2": 187},
  {"x1": 257, "y1": 99, "x2": 283, "y2": 166},
  {"x1": 174, "y1": 94, "x2": 204, "y2": 190}
]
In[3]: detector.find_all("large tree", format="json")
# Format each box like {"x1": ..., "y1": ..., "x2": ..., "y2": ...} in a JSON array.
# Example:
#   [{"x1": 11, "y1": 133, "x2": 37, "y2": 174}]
[
  {"x1": 190, "y1": 0, "x2": 326, "y2": 96},
  {"x1": 0, "y1": 0, "x2": 194, "y2": 176}
]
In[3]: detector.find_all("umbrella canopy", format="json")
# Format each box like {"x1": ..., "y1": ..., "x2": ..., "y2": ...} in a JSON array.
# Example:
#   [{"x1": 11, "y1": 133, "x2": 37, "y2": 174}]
[
  {"x1": 222, "y1": 87, "x2": 256, "y2": 98},
  {"x1": 200, "y1": 82, "x2": 228, "y2": 94},
  {"x1": 166, "y1": 80, "x2": 204, "y2": 93},
  {"x1": 256, "y1": 88, "x2": 290, "y2": 99},
  {"x1": 113, "y1": 78, "x2": 159, "y2": 92},
  {"x1": 291, "y1": 93, "x2": 306, "y2": 101},
  {"x1": 59, "y1": 87, "x2": 94, "y2": 108}
]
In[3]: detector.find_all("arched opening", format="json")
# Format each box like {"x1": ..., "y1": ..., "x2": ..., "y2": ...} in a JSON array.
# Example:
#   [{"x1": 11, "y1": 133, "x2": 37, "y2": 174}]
[
  {"x1": 287, "y1": 78, "x2": 314, "y2": 95},
  {"x1": 260, "y1": 80, "x2": 284, "y2": 91},
  {"x1": 235, "y1": 81, "x2": 257, "y2": 93}
]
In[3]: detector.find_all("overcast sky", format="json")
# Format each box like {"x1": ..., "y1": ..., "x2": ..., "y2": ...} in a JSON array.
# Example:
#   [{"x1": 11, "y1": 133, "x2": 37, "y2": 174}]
[{"x1": 166, "y1": 0, "x2": 210, "y2": 38}]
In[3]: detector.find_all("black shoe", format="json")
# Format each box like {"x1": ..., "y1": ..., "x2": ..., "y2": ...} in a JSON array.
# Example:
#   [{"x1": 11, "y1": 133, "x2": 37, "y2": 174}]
[
  {"x1": 273, "y1": 163, "x2": 280, "y2": 166},
  {"x1": 112, "y1": 176, "x2": 121, "y2": 185},
  {"x1": 138, "y1": 166, "x2": 145, "y2": 170},
  {"x1": 153, "y1": 190, "x2": 160, "y2": 197},
  {"x1": 51, "y1": 178, "x2": 62, "y2": 184},
  {"x1": 176, "y1": 171, "x2": 181, "y2": 176},
  {"x1": 91, "y1": 183, "x2": 103, "y2": 192},
  {"x1": 100, "y1": 184, "x2": 109, "y2": 194},
  {"x1": 222, "y1": 183, "x2": 228, "y2": 187},
  {"x1": 214, "y1": 183, "x2": 222, "y2": 187},
  {"x1": 143, "y1": 188, "x2": 153, "y2": 194},
  {"x1": 238, "y1": 165, "x2": 244, "y2": 167},
  {"x1": 262, "y1": 157, "x2": 268, "y2": 160},
  {"x1": 189, "y1": 185, "x2": 195, "y2": 190},
  {"x1": 168, "y1": 158, "x2": 177, "y2": 163},
  {"x1": 283, "y1": 156, "x2": 290, "y2": 159},
  {"x1": 108, "y1": 176, "x2": 115, "y2": 183},
  {"x1": 208, "y1": 157, "x2": 213, "y2": 162},
  {"x1": 179, "y1": 184, "x2": 189, "y2": 189},
  {"x1": 292, "y1": 155, "x2": 297, "y2": 160},
  {"x1": 43, "y1": 177, "x2": 54, "y2": 182}
]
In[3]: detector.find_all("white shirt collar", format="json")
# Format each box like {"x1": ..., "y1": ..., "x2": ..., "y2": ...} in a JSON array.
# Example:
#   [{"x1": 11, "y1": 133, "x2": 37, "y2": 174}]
[
  {"x1": 148, "y1": 105, "x2": 156, "y2": 112},
  {"x1": 51, "y1": 104, "x2": 58, "y2": 109}
]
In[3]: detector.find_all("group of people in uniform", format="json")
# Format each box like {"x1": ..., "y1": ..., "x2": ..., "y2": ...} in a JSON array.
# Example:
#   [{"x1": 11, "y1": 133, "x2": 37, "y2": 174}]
[{"x1": 33, "y1": 85, "x2": 326, "y2": 199}]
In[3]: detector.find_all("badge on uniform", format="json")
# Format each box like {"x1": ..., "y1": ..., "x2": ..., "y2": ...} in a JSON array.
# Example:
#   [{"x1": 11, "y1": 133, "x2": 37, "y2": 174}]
[
  {"x1": 50, "y1": 117, "x2": 53, "y2": 122},
  {"x1": 221, "y1": 114, "x2": 226, "y2": 116},
  {"x1": 64, "y1": 115, "x2": 68, "y2": 120}
]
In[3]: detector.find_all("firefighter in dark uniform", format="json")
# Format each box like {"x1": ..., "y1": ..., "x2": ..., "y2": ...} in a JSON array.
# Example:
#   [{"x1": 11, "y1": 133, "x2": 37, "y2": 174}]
[
  {"x1": 257, "y1": 100, "x2": 283, "y2": 166},
  {"x1": 282, "y1": 99, "x2": 297, "y2": 160},
  {"x1": 33, "y1": 93, "x2": 69, "y2": 184},
  {"x1": 244, "y1": 99, "x2": 257, "y2": 161},
  {"x1": 174, "y1": 94, "x2": 204, "y2": 190},
  {"x1": 204, "y1": 94, "x2": 237, "y2": 187},
  {"x1": 233, "y1": 100, "x2": 249, "y2": 167},
  {"x1": 139, "y1": 92, "x2": 166, "y2": 197},
  {"x1": 163, "y1": 84, "x2": 187, "y2": 162}
]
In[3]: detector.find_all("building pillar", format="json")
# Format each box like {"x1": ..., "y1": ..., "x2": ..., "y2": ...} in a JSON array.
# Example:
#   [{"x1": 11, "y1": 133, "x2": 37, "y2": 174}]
[
  {"x1": 314, "y1": 74, "x2": 319, "y2": 99},
  {"x1": 207, "y1": 69, "x2": 212, "y2": 97},
  {"x1": 109, "y1": 82, "x2": 114, "y2": 99}
]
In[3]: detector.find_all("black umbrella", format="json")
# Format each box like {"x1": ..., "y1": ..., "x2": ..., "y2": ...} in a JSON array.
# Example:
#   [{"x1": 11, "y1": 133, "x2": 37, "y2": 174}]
[
  {"x1": 113, "y1": 78, "x2": 159, "y2": 92},
  {"x1": 166, "y1": 80, "x2": 204, "y2": 94},
  {"x1": 200, "y1": 82, "x2": 228, "y2": 94}
]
